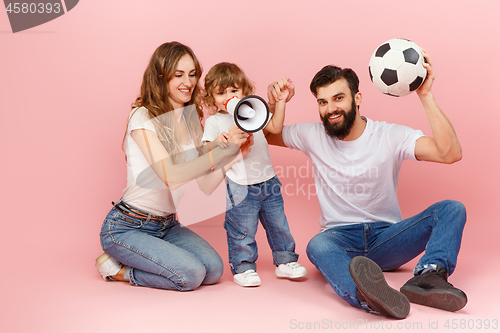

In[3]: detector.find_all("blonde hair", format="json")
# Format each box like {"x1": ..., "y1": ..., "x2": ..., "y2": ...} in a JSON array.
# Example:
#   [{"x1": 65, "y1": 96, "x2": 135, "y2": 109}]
[
  {"x1": 124, "y1": 42, "x2": 204, "y2": 164},
  {"x1": 202, "y1": 62, "x2": 255, "y2": 115}
]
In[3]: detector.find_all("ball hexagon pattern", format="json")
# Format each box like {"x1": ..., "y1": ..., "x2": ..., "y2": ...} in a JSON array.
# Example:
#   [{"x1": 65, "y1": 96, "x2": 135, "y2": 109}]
[{"x1": 369, "y1": 38, "x2": 427, "y2": 97}]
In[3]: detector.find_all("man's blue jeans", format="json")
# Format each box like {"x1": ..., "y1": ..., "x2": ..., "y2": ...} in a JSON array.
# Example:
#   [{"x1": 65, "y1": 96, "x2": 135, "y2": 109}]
[
  {"x1": 100, "y1": 201, "x2": 223, "y2": 291},
  {"x1": 225, "y1": 176, "x2": 299, "y2": 274},
  {"x1": 306, "y1": 200, "x2": 466, "y2": 309}
]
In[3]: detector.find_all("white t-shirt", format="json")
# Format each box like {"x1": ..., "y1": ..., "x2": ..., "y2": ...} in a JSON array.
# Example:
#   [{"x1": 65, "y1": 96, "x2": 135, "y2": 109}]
[
  {"x1": 121, "y1": 107, "x2": 198, "y2": 216},
  {"x1": 282, "y1": 118, "x2": 425, "y2": 231},
  {"x1": 202, "y1": 112, "x2": 275, "y2": 185}
]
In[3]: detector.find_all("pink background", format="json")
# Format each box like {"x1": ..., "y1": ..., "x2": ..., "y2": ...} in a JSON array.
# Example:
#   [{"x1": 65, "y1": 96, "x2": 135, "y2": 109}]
[{"x1": 1, "y1": 1, "x2": 499, "y2": 332}]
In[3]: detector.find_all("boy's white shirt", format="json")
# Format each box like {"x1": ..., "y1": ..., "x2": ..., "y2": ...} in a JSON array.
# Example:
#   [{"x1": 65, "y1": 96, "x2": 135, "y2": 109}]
[{"x1": 202, "y1": 112, "x2": 275, "y2": 185}]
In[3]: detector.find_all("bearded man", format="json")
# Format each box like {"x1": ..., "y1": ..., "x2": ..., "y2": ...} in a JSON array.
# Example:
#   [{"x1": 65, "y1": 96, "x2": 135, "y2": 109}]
[{"x1": 265, "y1": 54, "x2": 467, "y2": 319}]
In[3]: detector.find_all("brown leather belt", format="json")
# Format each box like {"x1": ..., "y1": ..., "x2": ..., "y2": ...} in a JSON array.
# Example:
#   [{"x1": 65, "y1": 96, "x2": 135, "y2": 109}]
[{"x1": 113, "y1": 201, "x2": 174, "y2": 222}]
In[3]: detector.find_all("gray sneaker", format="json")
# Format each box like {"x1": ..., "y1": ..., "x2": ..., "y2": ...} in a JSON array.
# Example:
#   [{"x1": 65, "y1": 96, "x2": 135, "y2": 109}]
[
  {"x1": 400, "y1": 264, "x2": 467, "y2": 312},
  {"x1": 349, "y1": 256, "x2": 410, "y2": 319}
]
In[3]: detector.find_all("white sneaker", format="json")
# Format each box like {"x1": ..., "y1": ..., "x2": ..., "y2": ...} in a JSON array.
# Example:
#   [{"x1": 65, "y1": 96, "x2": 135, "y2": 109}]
[
  {"x1": 95, "y1": 253, "x2": 123, "y2": 281},
  {"x1": 275, "y1": 262, "x2": 307, "y2": 279},
  {"x1": 233, "y1": 269, "x2": 261, "y2": 287}
]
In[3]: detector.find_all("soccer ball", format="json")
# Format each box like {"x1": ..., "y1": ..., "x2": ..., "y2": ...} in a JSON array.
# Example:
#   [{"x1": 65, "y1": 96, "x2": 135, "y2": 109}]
[{"x1": 369, "y1": 38, "x2": 427, "y2": 97}]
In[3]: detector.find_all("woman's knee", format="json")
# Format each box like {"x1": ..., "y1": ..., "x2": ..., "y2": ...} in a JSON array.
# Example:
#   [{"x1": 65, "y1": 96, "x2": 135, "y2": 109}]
[
  {"x1": 180, "y1": 251, "x2": 224, "y2": 289},
  {"x1": 202, "y1": 254, "x2": 224, "y2": 285},
  {"x1": 177, "y1": 263, "x2": 207, "y2": 291}
]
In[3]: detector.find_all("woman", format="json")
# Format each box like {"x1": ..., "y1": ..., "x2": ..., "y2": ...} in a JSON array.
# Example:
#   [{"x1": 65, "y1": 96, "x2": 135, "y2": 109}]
[{"x1": 96, "y1": 42, "x2": 252, "y2": 291}]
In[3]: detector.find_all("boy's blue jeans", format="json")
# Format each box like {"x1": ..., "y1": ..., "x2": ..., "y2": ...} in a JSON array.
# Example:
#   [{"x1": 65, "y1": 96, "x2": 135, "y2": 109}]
[
  {"x1": 225, "y1": 176, "x2": 299, "y2": 274},
  {"x1": 306, "y1": 200, "x2": 466, "y2": 309}
]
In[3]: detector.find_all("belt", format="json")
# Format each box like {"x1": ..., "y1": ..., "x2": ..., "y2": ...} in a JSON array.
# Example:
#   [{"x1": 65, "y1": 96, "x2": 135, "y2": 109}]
[{"x1": 113, "y1": 201, "x2": 174, "y2": 222}]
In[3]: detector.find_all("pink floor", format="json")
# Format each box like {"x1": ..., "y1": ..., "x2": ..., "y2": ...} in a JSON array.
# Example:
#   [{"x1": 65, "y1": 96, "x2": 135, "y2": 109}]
[{"x1": 4, "y1": 202, "x2": 497, "y2": 333}]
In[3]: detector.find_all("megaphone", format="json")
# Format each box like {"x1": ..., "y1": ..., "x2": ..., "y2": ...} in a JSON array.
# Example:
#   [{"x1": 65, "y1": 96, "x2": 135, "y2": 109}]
[{"x1": 225, "y1": 95, "x2": 270, "y2": 133}]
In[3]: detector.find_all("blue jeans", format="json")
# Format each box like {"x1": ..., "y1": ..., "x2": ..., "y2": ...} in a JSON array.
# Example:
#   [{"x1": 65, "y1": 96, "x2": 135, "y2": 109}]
[
  {"x1": 225, "y1": 176, "x2": 299, "y2": 274},
  {"x1": 306, "y1": 200, "x2": 466, "y2": 309},
  {"x1": 99, "y1": 201, "x2": 223, "y2": 291}
]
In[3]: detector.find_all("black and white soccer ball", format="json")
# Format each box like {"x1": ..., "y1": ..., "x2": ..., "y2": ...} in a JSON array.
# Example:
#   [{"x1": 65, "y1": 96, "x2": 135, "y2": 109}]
[{"x1": 369, "y1": 38, "x2": 427, "y2": 97}]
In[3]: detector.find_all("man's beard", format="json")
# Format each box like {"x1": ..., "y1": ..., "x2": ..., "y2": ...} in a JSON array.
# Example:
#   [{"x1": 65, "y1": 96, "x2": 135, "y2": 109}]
[{"x1": 321, "y1": 99, "x2": 357, "y2": 140}]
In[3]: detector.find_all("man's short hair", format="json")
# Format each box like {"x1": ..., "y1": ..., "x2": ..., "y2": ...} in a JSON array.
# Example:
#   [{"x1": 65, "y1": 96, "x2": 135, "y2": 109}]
[{"x1": 310, "y1": 65, "x2": 360, "y2": 97}]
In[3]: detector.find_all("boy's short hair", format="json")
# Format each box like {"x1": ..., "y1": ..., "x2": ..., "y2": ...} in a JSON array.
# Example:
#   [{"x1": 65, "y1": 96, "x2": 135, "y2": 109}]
[{"x1": 203, "y1": 62, "x2": 255, "y2": 114}]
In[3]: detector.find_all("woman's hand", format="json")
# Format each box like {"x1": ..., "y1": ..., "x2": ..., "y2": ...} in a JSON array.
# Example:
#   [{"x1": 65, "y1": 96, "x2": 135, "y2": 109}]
[
  {"x1": 239, "y1": 133, "x2": 253, "y2": 157},
  {"x1": 227, "y1": 125, "x2": 253, "y2": 155},
  {"x1": 213, "y1": 132, "x2": 229, "y2": 149}
]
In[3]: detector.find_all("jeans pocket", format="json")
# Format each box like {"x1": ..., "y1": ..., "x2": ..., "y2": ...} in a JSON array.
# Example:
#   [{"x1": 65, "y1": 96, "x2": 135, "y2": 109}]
[
  {"x1": 112, "y1": 213, "x2": 144, "y2": 229},
  {"x1": 224, "y1": 218, "x2": 247, "y2": 240},
  {"x1": 226, "y1": 180, "x2": 247, "y2": 208}
]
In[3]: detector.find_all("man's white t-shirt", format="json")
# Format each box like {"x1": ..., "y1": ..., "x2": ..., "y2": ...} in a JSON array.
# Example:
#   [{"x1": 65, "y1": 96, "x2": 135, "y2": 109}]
[
  {"x1": 121, "y1": 107, "x2": 198, "y2": 216},
  {"x1": 282, "y1": 118, "x2": 424, "y2": 231},
  {"x1": 202, "y1": 112, "x2": 275, "y2": 185}
]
